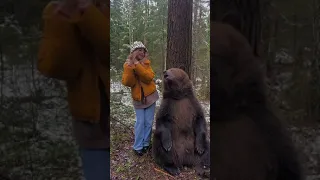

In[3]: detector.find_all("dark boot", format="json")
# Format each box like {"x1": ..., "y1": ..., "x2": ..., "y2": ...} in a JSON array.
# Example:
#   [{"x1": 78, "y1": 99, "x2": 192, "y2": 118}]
[
  {"x1": 133, "y1": 149, "x2": 144, "y2": 156},
  {"x1": 143, "y1": 145, "x2": 151, "y2": 153}
]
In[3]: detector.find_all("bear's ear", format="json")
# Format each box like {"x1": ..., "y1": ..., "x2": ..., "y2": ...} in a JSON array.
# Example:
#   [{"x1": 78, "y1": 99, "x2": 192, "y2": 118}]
[{"x1": 179, "y1": 65, "x2": 186, "y2": 72}]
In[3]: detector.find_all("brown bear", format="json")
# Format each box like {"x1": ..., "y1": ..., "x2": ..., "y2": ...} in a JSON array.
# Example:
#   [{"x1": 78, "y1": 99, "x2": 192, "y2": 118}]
[
  {"x1": 210, "y1": 22, "x2": 303, "y2": 180},
  {"x1": 152, "y1": 68, "x2": 210, "y2": 178}
]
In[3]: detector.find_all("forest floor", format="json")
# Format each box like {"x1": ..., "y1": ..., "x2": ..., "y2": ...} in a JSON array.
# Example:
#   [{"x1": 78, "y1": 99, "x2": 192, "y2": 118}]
[{"x1": 110, "y1": 124, "x2": 210, "y2": 180}]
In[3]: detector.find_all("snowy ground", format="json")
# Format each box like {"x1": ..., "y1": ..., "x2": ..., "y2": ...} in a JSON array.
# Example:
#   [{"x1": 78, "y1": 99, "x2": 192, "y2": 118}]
[{"x1": 0, "y1": 67, "x2": 83, "y2": 179}]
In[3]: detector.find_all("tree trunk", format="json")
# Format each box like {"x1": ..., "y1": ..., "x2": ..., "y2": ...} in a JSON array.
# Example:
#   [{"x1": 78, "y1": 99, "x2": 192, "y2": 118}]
[
  {"x1": 311, "y1": 0, "x2": 320, "y2": 121},
  {"x1": 144, "y1": 0, "x2": 149, "y2": 45},
  {"x1": 128, "y1": 0, "x2": 134, "y2": 44},
  {"x1": 192, "y1": 0, "x2": 200, "y2": 84},
  {"x1": 166, "y1": 0, "x2": 193, "y2": 78},
  {"x1": 211, "y1": 0, "x2": 262, "y2": 57},
  {"x1": 0, "y1": 44, "x2": 3, "y2": 104},
  {"x1": 263, "y1": 2, "x2": 278, "y2": 79},
  {"x1": 162, "y1": 6, "x2": 166, "y2": 73}
]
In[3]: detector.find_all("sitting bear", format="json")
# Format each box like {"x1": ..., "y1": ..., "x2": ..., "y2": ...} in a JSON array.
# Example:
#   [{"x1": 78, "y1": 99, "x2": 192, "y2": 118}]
[
  {"x1": 210, "y1": 22, "x2": 303, "y2": 180},
  {"x1": 152, "y1": 68, "x2": 210, "y2": 177}
]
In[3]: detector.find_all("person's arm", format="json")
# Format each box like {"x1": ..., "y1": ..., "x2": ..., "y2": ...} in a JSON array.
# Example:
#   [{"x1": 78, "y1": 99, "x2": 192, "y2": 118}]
[
  {"x1": 122, "y1": 63, "x2": 137, "y2": 88},
  {"x1": 75, "y1": 3, "x2": 109, "y2": 68},
  {"x1": 37, "y1": 2, "x2": 83, "y2": 79},
  {"x1": 132, "y1": 60, "x2": 155, "y2": 84}
]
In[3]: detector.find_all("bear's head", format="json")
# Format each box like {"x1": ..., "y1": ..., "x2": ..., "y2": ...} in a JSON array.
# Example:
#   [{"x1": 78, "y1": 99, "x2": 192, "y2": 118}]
[
  {"x1": 162, "y1": 68, "x2": 194, "y2": 99},
  {"x1": 211, "y1": 22, "x2": 266, "y2": 110}
]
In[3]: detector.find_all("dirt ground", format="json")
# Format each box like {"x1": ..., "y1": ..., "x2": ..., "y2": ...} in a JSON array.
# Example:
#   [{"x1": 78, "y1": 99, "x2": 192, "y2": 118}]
[{"x1": 110, "y1": 123, "x2": 209, "y2": 180}]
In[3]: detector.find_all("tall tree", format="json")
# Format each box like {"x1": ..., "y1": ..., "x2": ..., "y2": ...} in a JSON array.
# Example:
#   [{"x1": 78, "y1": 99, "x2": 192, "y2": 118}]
[
  {"x1": 211, "y1": 0, "x2": 262, "y2": 57},
  {"x1": 192, "y1": 0, "x2": 200, "y2": 84},
  {"x1": 166, "y1": 0, "x2": 193, "y2": 77}
]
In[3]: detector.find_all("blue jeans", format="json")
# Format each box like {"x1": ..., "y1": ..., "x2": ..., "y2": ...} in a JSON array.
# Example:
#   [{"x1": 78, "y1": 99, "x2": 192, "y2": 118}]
[
  {"x1": 79, "y1": 148, "x2": 110, "y2": 180},
  {"x1": 133, "y1": 103, "x2": 156, "y2": 150}
]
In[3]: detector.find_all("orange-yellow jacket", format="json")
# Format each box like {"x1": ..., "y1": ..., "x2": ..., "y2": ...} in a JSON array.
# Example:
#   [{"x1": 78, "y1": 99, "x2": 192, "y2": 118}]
[
  {"x1": 37, "y1": 2, "x2": 109, "y2": 122},
  {"x1": 122, "y1": 60, "x2": 157, "y2": 101}
]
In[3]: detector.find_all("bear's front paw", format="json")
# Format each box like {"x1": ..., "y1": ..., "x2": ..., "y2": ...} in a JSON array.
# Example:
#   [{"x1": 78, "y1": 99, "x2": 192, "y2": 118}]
[
  {"x1": 164, "y1": 166, "x2": 180, "y2": 176},
  {"x1": 196, "y1": 143, "x2": 205, "y2": 155},
  {"x1": 162, "y1": 140, "x2": 172, "y2": 152}
]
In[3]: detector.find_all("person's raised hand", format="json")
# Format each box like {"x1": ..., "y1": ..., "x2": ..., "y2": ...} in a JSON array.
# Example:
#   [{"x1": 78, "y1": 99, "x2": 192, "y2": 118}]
[
  {"x1": 78, "y1": 0, "x2": 92, "y2": 11},
  {"x1": 142, "y1": 52, "x2": 149, "y2": 61},
  {"x1": 131, "y1": 51, "x2": 140, "y2": 64},
  {"x1": 125, "y1": 54, "x2": 132, "y2": 65},
  {"x1": 56, "y1": 0, "x2": 92, "y2": 17},
  {"x1": 94, "y1": 0, "x2": 108, "y2": 16}
]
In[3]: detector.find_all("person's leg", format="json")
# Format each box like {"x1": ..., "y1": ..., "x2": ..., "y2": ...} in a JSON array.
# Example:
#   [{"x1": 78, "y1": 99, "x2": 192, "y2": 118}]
[
  {"x1": 133, "y1": 108, "x2": 145, "y2": 151},
  {"x1": 79, "y1": 148, "x2": 110, "y2": 180},
  {"x1": 143, "y1": 103, "x2": 156, "y2": 148}
]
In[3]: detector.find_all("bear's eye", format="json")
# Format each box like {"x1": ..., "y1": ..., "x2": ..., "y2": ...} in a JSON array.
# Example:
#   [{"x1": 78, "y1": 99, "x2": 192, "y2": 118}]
[{"x1": 181, "y1": 76, "x2": 189, "y2": 82}]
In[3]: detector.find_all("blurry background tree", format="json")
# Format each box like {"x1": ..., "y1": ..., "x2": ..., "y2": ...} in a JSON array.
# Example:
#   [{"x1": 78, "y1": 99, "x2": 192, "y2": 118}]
[
  {"x1": 0, "y1": 0, "x2": 89, "y2": 179},
  {"x1": 212, "y1": 0, "x2": 320, "y2": 124},
  {"x1": 211, "y1": 0, "x2": 261, "y2": 57}
]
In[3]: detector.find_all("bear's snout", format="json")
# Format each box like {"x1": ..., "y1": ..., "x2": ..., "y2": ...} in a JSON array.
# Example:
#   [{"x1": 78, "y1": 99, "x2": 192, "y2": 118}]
[{"x1": 163, "y1": 70, "x2": 169, "y2": 79}]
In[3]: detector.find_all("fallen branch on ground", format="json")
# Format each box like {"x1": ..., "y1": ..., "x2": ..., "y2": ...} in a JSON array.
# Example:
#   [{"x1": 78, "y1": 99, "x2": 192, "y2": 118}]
[{"x1": 154, "y1": 167, "x2": 175, "y2": 179}]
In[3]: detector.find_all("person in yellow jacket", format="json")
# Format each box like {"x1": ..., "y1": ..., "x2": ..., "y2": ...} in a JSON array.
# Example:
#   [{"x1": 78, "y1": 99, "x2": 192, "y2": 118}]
[
  {"x1": 122, "y1": 41, "x2": 159, "y2": 156},
  {"x1": 37, "y1": 0, "x2": 110, "y2": 179}
]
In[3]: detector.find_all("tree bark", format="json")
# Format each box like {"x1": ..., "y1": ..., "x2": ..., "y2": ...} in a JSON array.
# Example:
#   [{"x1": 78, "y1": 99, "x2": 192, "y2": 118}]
[
  {"x1": 128, "y1": 0, "x2": 134, "y2": 44},
  {"x1": 166, "y1": 0, "x2": 193, "y2": 78},
  {"x1": 0, "y1": 44, "x2": 3, "y2": 105},
  {"x1": 144, "y1": 0, "x2": 149, "y2": 45},
  {"x1": 192, "y1": 0, "x2": 200, "y2": 84},
  {"x1": 211, "y1": 0, "x2": 262, "y2": 57},
  {"x1": 262, "y1": 2, "x2": 278, "y2": 79},
  {"x1": 162, "y1": 5, "x2": 166, "y2": 73}
]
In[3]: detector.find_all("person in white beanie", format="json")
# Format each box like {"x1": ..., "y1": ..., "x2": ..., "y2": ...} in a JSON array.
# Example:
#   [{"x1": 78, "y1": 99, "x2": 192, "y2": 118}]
[{"x1": 122, "y1": 41, "x2": 159, "y2": 156}]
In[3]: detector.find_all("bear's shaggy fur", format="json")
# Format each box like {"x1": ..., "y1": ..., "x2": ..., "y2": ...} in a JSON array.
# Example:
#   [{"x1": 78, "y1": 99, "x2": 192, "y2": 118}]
[
  {"x1": 152, "y1": 68, "x2": 210, "y2": 177},
  {"x1": 210, "y1": 22, "x2": 303, "y2": 180}
]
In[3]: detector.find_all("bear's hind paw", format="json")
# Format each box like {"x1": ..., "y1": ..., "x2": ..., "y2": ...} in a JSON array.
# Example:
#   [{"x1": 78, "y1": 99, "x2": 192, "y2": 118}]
[{"x1": 163, "y1": 165, "x2": 180, "y2": 176}]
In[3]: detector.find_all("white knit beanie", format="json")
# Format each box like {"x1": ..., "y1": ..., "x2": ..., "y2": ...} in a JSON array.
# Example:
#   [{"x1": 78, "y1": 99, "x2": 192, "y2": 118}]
[{"x1": 130, "y1": 41, "x2": 148, "y2": 53}]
